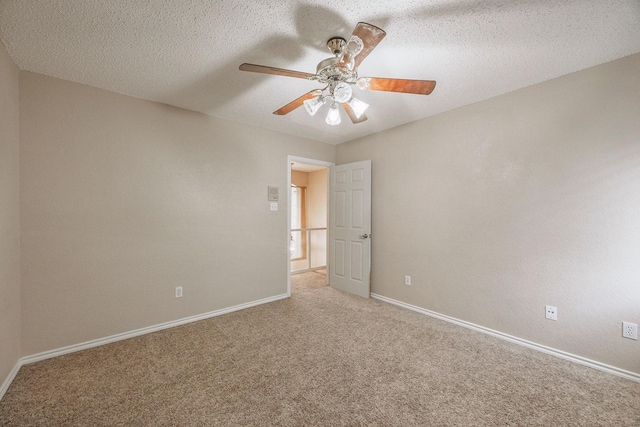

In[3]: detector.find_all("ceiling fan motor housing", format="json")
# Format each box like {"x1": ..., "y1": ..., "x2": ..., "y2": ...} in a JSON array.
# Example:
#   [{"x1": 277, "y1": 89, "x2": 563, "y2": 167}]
[{"x1": 315, "y1": 37, "x2": 359, "y2": 85}]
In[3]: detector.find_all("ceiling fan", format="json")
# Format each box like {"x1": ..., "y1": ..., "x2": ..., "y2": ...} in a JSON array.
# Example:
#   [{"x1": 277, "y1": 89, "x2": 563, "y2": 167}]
[{"x1": 239, "y1": 22, "x2": 436, "y2": 126}]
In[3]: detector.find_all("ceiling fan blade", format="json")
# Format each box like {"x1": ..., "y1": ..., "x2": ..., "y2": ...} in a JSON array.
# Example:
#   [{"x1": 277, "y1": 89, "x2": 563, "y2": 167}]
[
  {"x1": 273, "y1": 90, "x2": 322, "y2": 116},
  {"x1": 351, "y1": 22, "x2": 386, "y2": 70},
  {"x1": 239, "y1": 63, "x2": 315, "y2": 80},
  {"x1": 360, "y1": 77, "x2": 436, "y2": 95},
  {"x1": 341, "y1": 102, "x2": 368, "y2": 124}
]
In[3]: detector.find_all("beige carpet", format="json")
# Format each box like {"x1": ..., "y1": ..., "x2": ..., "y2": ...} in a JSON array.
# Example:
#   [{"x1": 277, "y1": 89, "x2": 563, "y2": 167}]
[{"x1": 1, "y1": 272, "x2": 639, "y2": 426}]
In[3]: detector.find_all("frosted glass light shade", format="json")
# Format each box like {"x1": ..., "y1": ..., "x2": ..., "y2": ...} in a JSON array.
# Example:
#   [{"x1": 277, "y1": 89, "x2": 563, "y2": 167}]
[
  {"x1": 348, "y1": 97, "x2": 369, "y2": 118},
  {"x1": 303, "y1": 96, "x2": 323, "y2": 116},
  {"x1": 325, "y1": 104, "x2": 341, "y2": 126},
  {"x1": 333, "y1": 82, "x2": 352, "y2": 103}
]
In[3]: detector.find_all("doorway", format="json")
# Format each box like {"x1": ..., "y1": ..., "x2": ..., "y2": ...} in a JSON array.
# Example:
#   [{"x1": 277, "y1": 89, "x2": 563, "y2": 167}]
[{"x1": 287, "y1": 156, "x2": 334, "y2": 297}]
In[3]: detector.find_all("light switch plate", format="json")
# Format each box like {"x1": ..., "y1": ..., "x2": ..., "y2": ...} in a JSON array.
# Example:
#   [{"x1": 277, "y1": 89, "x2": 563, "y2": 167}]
[{"x1": 270, "y1": 202, "x2": 278, "y2": 211}]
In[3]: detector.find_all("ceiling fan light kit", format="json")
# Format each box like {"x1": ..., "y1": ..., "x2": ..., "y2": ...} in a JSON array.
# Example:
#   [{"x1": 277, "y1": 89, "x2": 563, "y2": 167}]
[
  {"x1": 333, "y1": 82, "x2": 353, "y2": 103},
  {"x1": 348, "y1": 97, "x2": 369, "y2": 119},
  {"x1": 303, "y1": 96, "x2": 324, "y2": 116},
  {"x1": 239, "y1": 22, "x2": 436, "y2": 126},
  {"x1": 326, "y1": 103, "x2": 341, "y2": 126}
]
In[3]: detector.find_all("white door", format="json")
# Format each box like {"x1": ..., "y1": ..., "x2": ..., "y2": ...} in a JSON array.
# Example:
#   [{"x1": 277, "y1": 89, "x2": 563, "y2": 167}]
[{"x1": 329, "y1": 160, "x2": 371, "y2": 298}]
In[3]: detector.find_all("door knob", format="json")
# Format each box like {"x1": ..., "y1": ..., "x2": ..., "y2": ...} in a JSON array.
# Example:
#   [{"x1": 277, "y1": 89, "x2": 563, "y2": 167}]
[{"x1": 358, "y1": 233, "x2": 371, "y2": 239}]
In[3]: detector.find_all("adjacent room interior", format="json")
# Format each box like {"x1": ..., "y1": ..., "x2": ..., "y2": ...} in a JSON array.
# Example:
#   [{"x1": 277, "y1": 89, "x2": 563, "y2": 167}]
[
  {"x1": 289, "y1": 161, "x2": 328, "y2": 277},
  {"x1": 1, "y1": 1, "x2": 639, "y2": 424}
]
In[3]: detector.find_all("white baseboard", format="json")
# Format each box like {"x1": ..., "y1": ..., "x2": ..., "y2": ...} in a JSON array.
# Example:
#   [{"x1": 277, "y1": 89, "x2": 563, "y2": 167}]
[
  {"x1": 371, "y1": 293, "x2": 640, "y2": 383},
  {"x1": 21, "y1": 293, "x2": 288, "y2": 365},
  {"x1": 5, "y1": 291, "x2": 636, "y2": 402},
  {"x1": 0, "y1": 360, "x2": 22, "y2": 401},
  {"x1": 0, "y1": 293, "x2": 288, "y2": 401}
]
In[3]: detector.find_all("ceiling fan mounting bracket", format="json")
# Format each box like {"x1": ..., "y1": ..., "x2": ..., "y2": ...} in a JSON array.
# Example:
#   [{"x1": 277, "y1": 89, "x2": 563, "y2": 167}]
[{"x1": 326, "y1": 37, "x2": 346, "y2": 56}]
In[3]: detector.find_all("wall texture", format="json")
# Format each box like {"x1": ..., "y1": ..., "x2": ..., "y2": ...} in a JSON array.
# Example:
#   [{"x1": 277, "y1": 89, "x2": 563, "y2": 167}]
[
  {"x1": 0, "y1": 42, "x2": 21, "y2": 386},
  {"x1": 19, "y1": 72, "x2": 335, "y2": 355},
  {"x1": 337, "y1": 54, "x2": 640, "y2": 374}
]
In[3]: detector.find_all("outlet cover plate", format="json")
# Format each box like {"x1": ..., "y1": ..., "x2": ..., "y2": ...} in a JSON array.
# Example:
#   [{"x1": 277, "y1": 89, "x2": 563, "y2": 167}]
[
  {"x1": 623, "y1": 322, "x2": 638, "y2": 340},
  {"x1": 545, "y1": 305, "x2": 557, "y2": 321}
]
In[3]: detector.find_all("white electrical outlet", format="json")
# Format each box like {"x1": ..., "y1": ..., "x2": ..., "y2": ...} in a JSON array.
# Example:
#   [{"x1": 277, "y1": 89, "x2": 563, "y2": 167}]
[
  {"x1": 404, "y1": 275, "x2": 411, "y2": 286},
  {"x1": 175, "y1": 286, "x2": 183, "y2": 298},
  {"x1": 545, "y1": 305, "x2": 557, "y2": 321},
  {"x1": 622, "y1": 322, "x2": 638, "y2": 340}
]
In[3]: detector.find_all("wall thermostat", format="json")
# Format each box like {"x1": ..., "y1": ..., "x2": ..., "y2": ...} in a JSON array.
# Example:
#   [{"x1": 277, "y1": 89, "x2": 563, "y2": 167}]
[{"x1": 268, "y1": 186, "x2": 279, "y2": 201}]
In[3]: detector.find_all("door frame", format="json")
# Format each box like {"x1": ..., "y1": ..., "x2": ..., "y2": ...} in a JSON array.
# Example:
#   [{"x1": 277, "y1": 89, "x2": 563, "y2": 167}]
[{"x1": 287, "y1": 155, "x2": 334, "y2": 297}]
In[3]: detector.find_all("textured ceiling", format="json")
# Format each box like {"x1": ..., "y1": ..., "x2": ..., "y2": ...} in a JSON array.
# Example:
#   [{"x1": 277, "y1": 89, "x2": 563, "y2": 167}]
[{"x1": 1, "y1": 1, "x2": 639, "y2": 145}]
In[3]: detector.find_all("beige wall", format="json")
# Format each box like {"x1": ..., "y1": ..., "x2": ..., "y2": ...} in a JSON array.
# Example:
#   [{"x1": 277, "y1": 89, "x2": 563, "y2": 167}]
[
  {"x1": 19, "y1": 72, "x2": 335, "y2": 355},
  {"x1": 290, "y1": 171, "x2": 307, "y2": 272},
  {"x1": 337, "y1": 54, "x2": 640, "y2": 374},
  {"x1": 291, "y1": 170, "x2": 308, "y2": 271},
  {"x1": 307, "y1": 169, "x2": 327, "y2": 229},
  {"x1": 308, "y1": 169, "x2": 327, "y2": 268},
  {"x1": 291, "y1": 170, "x2": 308, "y2": 187},
  {"x1": 7, "y1": 49, "x2": 639, "y2": 382},
  {"x1": 0, "y1": 43, "x2": 21, "y2": 385}
]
